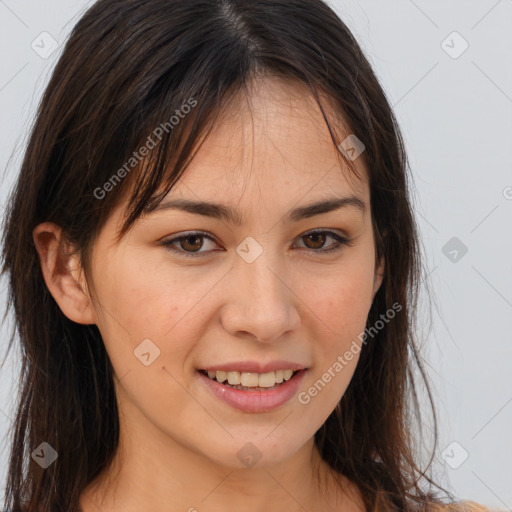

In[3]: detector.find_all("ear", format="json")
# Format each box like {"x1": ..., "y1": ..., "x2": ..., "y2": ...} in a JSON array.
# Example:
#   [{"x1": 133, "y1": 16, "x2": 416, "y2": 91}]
[
  {"x1": 33, "y1": 222, "x2": 96, "y2": 325},
  {"x1": 372, "y1": 253, "x2": 385, "y2": 300}
]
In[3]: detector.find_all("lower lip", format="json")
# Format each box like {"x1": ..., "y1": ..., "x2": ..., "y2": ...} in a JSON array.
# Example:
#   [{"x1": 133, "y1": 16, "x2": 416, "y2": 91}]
[{"x1": 197, "y1": 369, "x2": 307, "y2": 413}]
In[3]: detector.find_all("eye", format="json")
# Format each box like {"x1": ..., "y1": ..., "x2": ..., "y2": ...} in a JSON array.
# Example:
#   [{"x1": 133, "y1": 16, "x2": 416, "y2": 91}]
[
  {"x1": 161, "y1": 231, "x2": 219, "y2": 257},
  {"x1": 294, "y1": 229, "x2": 350, "y2": 254},
  {"x1": 160, "y1": 229, "x2": 351, "y2": 257}
]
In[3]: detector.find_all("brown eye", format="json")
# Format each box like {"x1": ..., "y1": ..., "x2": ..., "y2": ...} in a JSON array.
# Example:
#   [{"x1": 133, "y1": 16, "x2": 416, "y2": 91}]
[
  {"x1": 295, "y1": 230, "x2": 350, "y2": 254},
  {"x1": 179, "y1": 235, "x2": 204, "y2": 252},
  {"x1": 302, "y1": 232, "x2": 327, "y2": 250},
  {"x1": 162, "y1": 230, "x2": 349, "y2": 258},
  {"x1": 161, "y1": 232, "x2": 219, "y2": 257}
]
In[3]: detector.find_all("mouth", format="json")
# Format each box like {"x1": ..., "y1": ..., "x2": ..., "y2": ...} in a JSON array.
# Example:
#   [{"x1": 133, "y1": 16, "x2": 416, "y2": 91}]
[
  {"x1": 197, "y1": 368, "x2": 302, "y2": 391},
  {"x1": 196, "y1": 367, "x2": 308, "y2": 413}
]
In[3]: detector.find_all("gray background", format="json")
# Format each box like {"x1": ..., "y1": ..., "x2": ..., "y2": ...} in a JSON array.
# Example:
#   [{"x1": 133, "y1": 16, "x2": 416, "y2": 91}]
[{"x1": 0, "y1": 0, "x2": 511, "y2": 509}]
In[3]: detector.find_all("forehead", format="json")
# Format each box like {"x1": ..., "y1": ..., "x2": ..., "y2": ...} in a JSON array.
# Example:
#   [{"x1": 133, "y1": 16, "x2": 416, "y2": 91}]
[{"x1": 168, "y1": 76, "x2": 369, "y2": 204}]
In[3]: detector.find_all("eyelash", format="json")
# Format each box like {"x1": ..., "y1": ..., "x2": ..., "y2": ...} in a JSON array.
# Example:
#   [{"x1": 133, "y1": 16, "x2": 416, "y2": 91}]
[{"x1": 160, "y1": 229, "x2": 351, "y2": 258}]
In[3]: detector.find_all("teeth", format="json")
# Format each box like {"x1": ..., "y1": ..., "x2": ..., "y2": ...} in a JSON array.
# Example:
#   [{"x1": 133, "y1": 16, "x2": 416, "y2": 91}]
[
  {"x1": 283, "y1": 369, "x2": 293, "y2": 380},
  {"x1": 227, "y1": 371, "x2": 240, "y2": 385},
  {"x1": 204, "y1": 369, "x2": 299, "y2": 388},
  {"x1": 217, "y1": 371, "x2": 227, "y2": 383},
  {"x1": 241, "y1": 372, "x2": 259, "y2": 387},
  {"x1": 257, "y1": 372, "x2": 276, "y2": 388}
]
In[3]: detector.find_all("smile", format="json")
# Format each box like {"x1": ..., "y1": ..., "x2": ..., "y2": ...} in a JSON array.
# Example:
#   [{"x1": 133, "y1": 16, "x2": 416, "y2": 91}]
[
  {"x1": 199, "y1": 369, "x2": 298, "y2": 390},
  {"x1": 196, "y1": 368, "x2": 308, "y2": 413}
]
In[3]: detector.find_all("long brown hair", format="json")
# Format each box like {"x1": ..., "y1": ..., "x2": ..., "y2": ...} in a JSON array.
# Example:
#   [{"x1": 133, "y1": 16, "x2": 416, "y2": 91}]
[{"x1": 1, "y1": 0, "x2": 457, "y2": 510}]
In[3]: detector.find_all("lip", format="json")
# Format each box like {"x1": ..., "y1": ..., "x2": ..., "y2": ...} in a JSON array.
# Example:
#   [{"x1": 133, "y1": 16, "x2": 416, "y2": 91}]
[
  {"x1": 197, "y1": 368, "x2": 308, "y2": 413},
  {"x1": 199, "y1": 360, "x2": 307, "y2": 373}
]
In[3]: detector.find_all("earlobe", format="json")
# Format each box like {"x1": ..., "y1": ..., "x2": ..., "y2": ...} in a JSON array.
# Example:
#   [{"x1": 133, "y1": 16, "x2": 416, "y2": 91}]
[{"x1": 32, "y1": 222, "x2": 96, "y2": 325}]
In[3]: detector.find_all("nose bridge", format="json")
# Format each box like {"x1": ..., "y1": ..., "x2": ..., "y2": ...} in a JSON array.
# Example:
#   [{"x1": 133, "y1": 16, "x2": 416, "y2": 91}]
[
  {"x1": 221, "y1": 242, "x2": 300, "y2": 342},
  {"x1": 243, "y1": 250, "x2": 284, "y2": 302}
]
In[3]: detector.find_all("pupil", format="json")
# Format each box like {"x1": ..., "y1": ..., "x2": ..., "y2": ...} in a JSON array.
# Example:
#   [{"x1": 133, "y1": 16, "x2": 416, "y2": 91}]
[
  {"x1": 183, "y1": 236, "x2": 202, "y2": 252},
  {"x1": 307, "y1": 233, "x2": 325, "y2": 249}
]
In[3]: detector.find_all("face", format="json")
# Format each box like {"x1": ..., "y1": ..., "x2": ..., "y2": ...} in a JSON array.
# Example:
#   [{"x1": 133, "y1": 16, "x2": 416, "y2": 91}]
[{"x1": 62, "y1": 77, "x2": 383, "y2": 470}]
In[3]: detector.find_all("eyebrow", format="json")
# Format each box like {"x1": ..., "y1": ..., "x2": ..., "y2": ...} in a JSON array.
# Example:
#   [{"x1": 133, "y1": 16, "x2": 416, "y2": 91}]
[{"x1": 150, "y1": 196, "x2": 366, "y2": 225}]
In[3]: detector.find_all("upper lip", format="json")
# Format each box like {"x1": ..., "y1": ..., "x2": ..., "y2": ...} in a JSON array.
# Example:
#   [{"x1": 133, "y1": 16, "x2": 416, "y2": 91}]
[{"x1": 199, "y1": 360, "x2": 308, "y2": 374}]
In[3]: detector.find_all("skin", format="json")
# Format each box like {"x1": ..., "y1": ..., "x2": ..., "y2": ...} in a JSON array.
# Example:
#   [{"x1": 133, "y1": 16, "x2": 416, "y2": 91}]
[{"x1": 33, "y1": 76, "x2": 384, "y2": 512}]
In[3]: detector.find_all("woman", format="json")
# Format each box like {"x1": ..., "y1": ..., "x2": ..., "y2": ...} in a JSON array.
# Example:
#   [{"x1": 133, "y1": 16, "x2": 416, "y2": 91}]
[{"x1": 0, "y1": 0, "x2": 489, "y2": 511}]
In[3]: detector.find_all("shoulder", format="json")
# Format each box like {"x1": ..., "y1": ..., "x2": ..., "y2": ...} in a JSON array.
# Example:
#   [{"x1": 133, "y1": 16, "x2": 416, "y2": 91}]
[{"x1": 428, "y1": 500, "x2": 494, "y2": 512}]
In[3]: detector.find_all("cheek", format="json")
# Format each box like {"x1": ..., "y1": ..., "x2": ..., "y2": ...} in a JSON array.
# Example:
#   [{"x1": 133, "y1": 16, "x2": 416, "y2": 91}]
[
  {"x1": 97, "y1": 250, "x2": 198, "y2": 328},
  {"x1": 300, "y1": 260, "x2": 375, "y2": 342},
  {"x1": 90, "y1": 252, "x2": 205, "y2": 371},
  {"x1": 296, "y1": 266, "x2": 373, "y2": 417},
  {"x1": 90, "y1": 255, "x2": 201, "y2": 417}
]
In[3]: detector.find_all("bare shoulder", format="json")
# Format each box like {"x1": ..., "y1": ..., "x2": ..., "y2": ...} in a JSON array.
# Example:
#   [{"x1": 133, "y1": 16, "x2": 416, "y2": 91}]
[{"x1": 429, "y1": 500, "x2": 496, "y2": 512}]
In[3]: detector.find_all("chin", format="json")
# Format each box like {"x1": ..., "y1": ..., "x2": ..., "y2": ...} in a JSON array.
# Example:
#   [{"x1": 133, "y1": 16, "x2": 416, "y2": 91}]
[{"x1": 203, "y1": 434, "x2": 304, "y2": 470}]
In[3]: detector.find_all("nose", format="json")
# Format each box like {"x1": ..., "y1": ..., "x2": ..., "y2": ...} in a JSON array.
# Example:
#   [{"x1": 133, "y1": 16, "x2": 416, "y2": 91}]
[{"x1": 219, "y1": 251, "x2": 301, "y2": 343}]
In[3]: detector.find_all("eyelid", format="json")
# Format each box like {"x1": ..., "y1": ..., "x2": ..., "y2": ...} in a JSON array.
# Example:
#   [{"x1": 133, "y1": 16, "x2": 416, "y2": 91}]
[
  {"x1": 160, "y1": 228, "x2": 351, "y2": 257},
  {"x1": 162, "y1": 230, "x2": 219, "y2": 255}
]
